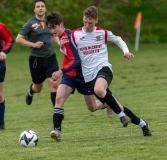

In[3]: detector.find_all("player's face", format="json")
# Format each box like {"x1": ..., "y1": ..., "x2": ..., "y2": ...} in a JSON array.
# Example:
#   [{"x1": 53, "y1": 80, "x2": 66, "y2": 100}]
[
  {"x1": 83, "y1": 16, "x2": 98, "y2": 32},
  {"x1": 34, "y1": 1, "x2": 46, "y2": 17},
  {"x1": 48, "y1": 23, "x2": 64, "y2": 37}
]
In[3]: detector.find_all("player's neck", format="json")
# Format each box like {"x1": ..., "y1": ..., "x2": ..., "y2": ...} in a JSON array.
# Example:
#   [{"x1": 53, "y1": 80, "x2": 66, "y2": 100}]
[
  {"x1": 83, "y1": 26, "x2": 96, "y2": 32},
  {"x1": 35, "y1": 15, "x2": 45, "y2": 21}
]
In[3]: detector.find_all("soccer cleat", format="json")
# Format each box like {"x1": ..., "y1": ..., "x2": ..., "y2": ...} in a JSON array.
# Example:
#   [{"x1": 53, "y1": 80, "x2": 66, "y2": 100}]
[
  {"x1": 50, "y1": 129, "x2": 61, "y2": 142},
  {"x1": 0, "y1": 122, "x2": 5, "y2": 130},
  {"x1": 120, "y1": 115, "x2": 131, "y2": 127},
  {"x1": 106, "y1": 106, "x2": 113, "y2": 118},
  {"x1": 25, "y1": 89, "x2": 33, "y2": 105},
  {"x1": 142, "y1": 120, "x2": 152, "y2": 136}
]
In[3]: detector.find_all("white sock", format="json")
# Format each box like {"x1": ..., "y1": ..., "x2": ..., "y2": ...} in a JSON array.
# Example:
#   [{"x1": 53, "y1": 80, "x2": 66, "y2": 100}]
[
  {"x1": 117, "y1": 111, "x2": 126, "y2": 118},
  {"x1": 28, "y1": 89, "x2": 33, "y2": 97},
  {"x1": 139, "y1": 119, "x2": 146, "y2": 127}
]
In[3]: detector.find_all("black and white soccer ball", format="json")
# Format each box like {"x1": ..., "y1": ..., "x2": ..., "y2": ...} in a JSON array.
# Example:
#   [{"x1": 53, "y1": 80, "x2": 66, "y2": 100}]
[{"x1": 19, "y1": 130, "x2": 38, "y2": 147}]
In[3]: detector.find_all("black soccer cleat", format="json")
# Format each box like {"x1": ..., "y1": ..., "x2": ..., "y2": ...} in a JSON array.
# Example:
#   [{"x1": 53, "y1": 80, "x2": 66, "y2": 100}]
[
  {"x1": 25, "y1": 89, "x2": 33, "y2": 105},
  {"x1": 142, "y1": 120, "x2": 152, "y2": 136},
  {"x1": 120, "y1": 115, "x2": 131, "y2": 127},
  {"x1": 0, "y1": 122, "x2": 5, "y2": 130}
]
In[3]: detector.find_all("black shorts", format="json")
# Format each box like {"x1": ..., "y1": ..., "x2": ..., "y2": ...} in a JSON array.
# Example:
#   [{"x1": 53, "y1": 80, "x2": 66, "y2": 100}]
[
  {"x1": 0, "y1": 66, "x2": 6, "y2": 82},
  {"x1": 29, "y1": 54, "x2": 59, "y2": 84},
  {"x1": 60, "y1": 74, "x2": 92, "y2": 95},
  {"x1": 86, "y1": 67, "x2": 113, "y2": 103}
]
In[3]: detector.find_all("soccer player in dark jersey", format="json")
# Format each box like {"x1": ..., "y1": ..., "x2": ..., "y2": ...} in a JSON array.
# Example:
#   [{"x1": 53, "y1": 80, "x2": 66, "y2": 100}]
[
  {"x1": 45, "y1": 12, "x2": 114, "y2": 141},
  {"x1": 0, "y1": 22, "x2": 14, "y2": 130},
  {"x1": 15, "y1": 0, "x2": 59, "y2": 107}
]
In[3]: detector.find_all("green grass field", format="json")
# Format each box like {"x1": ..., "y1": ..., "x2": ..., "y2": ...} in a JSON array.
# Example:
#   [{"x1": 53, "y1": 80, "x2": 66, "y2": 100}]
[{"x1": 0, "y1": 43, "x2": 167, "y2": 160}]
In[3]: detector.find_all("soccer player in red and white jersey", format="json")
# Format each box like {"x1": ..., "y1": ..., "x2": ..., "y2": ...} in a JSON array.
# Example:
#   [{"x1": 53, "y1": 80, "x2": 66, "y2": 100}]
[
  {"x1": 0, "y1": 22, "x2": 14, "y2": 130},
  {"x1": 71, "y1": 6, "x2": 152, "y2": 136},
  {"x1": 45, "y1": 12, "x2": 113, "y2": 141}
]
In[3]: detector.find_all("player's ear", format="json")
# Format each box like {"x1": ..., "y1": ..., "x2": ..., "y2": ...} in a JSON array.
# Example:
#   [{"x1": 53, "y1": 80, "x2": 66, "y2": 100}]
[
  {"x1": 60, "y1": 22, "x2": 64, "y2": 27},
  {"x1": 95, "y1": 18, "x2": 98, "y2": 24}
]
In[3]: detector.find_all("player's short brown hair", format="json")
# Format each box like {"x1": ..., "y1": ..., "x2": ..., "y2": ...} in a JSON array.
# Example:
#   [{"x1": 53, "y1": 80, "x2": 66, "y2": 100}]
[
  {"x1": 46, "y1": 12, "x2": 63, "y2": 27},
  {"x1": 83, "y1": 6, "x2": 98, "y2": 20}
]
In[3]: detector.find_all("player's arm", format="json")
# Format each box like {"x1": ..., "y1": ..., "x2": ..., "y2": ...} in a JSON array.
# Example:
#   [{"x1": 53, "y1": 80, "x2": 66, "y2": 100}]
[
  {"x1": 60, "y1": 37, "x2": 80, "y2": 74},
  {"x1": 15, "y1": 34, "x2": 44, "y2": 48},
  {"x1": 52, "y1": 36, "x2": 60, "y2": 46},
  {"x1": 107, "y1": 30, "x2": 134, "y2": 59},
  {"x1": 0, "y1": 24, "x2": 14, "y2": 54},
  {"x1": 52, "y1": 70, "x2": 62, "y2": 81}
]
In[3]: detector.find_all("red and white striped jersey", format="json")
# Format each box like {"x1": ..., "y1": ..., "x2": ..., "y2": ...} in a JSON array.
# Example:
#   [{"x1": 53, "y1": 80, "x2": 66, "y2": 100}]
[{"x1": 71, "y1": 26, "x2": 129, "y2": 82}]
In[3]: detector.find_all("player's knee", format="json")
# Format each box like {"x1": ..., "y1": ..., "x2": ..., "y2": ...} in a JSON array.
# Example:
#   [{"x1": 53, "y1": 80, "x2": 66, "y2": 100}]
[
  {"x1": 87, "y1": 106, "x2": 96, "y2": 112},
  {"x1": 50, "y1": 81, "x2": 58, "y2": 91},
  {"x1": 34, "y1": 88, "x2": 42, "y2": 93},
  {"x1": 94, "y1": 87, "x2": 105, "y2": 98},
  {"x1": 32, "y1": 85, "x2": 42, "y2": 93}
]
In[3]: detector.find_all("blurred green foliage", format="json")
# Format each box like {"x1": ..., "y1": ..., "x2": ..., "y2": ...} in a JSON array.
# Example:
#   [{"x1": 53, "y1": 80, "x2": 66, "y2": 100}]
[{"x1": 0, "y1": 0, "x2": 167, "y2": 43}]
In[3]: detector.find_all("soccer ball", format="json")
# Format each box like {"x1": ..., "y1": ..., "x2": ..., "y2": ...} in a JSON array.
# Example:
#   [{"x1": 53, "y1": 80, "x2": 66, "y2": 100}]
[{"x1": 19, "y1": 130, "x2": 38, "y2": 147}]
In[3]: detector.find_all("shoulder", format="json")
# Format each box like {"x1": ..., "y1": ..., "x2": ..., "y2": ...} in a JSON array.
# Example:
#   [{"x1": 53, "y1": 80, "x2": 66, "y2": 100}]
[
  {"x1": 0, "y1": 22, "x2": 10, "y2": 32},
  {"x1": 22, "y1": 17, "x2": 39, "y2": 29},
  {"x1": 0, "y1": 22, "x2": 5, "y2": 27},
  {"x1": 95, "y1": 26, "x2": 108, "y2": 33},
  {"x1": 0, "y1": 22, "x2": 7, "y2": 29},
  {"x1": 96, "y1": 26, "x2": 105, "y2": 30},
  {"x1": 63, "y1": 29, "x2": 72, "y2": 38},
  {"x1": 24, "y1": 16, "x2": 37, "y2": 25},
  {"x1": 72, "y1": 27, "x2": 82, "y2": 33},
  {"x1": 95, "y1": 26, "x2": 110, "y2": 36},
  {"x1": 65, "y1": 29, "x2": 72, "y2": 34}
]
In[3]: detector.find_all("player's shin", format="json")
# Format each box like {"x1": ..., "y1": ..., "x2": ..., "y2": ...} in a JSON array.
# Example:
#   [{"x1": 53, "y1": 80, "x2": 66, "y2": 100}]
[{"x1": 53, "y1": 108, "x2": 64, "y2": 131}]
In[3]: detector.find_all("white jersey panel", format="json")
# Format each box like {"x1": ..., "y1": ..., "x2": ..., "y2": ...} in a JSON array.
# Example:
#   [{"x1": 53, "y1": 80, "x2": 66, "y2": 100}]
[
  {"x1": 107, "y1": 31, "x2": 129, "y2": 53},
  {"x1": 72, "y1": 27, "x2": 129, "y2": 82}
]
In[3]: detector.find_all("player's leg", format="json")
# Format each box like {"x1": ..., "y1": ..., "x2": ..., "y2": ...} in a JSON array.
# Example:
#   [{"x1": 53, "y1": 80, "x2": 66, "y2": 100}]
[
  {"x1": 47, "y1": 77, "x2": 58, "y2": 106},
  {"x1": 0, "y1": 66, "x2": 5, "y2": 130},
  {"x1": 51, "y1": 84, "x2": 73, "y2": 141},
  {"x1": 46, "y1": 54, "x2": 59, "y2": 106},
  {"x1": 94, "y1": 78, "x2": 130, "y2": 123},
  {"x1": 84, "y1": 94, "x2": 113, "y2": 117},
  {"x1": 26, "y1": 56, "x2": 45, "y2": 105},
  {"x1": 113, "y1": 95, "x2": 151, "y2": 136},
  {"x1": 75, "y1": 77, "x2": 107, "y2": 112},
  {"x1": 84, "y1": 94, "x2": 104, "y2": 112},
  {"x1": 25, "y1": 83, "x2": 43, "y2": 105},
  {"x1": 0, "y1": 83, "x2": 5, "y2": 130},
  {"x1": 76, "y1": 73, "x2": 114, "y2": 117},
  {"x1": 51, "y1": 75, "x2": 74, "y2": 141},
  {"x1": 87, "y1": 67, "x2": 130, "y2": 127}
]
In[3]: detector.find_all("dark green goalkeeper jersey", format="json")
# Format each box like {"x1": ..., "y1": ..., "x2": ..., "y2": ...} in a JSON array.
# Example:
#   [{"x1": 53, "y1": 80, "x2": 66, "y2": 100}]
[{"x1": 19, "y1": 16, "x2": 54, "y2": 58}]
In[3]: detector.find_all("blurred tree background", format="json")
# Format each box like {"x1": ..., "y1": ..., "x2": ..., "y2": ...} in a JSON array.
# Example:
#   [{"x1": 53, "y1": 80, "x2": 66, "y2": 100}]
[{"x1": 0, "y1": 0, "x2": 167, "y2": 43}]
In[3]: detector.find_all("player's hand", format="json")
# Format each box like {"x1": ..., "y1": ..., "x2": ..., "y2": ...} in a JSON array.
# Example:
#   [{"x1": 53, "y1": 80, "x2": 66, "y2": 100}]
[
  {"x1": 0, "y1": 52, "x2": 7, "y2": 61},
  {"x1": 124, "y1": 52, "x2": 134, "y2": 59},
  {"x1": 60, "y1": 36, "x2": 69, "y2": 50},
  {"x1": 33, "y1": 41, "x2": 44, "y2": 48},
  {"x1": 52, "y1": 70, "x2": 62, "y2": 81}
]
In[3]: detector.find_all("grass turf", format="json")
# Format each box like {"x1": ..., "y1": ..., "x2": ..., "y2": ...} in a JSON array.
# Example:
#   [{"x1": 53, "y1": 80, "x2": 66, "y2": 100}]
[{"x1": 0, "y1": 43, "x2": 167, "y2": 160}]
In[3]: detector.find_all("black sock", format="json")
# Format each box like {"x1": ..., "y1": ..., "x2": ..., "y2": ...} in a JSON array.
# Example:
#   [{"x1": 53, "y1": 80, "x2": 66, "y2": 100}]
[
  {"x1": 29, "y1": 84, "x2": 34, "y2": 95},
  {"x1": 124, "y1": 107, "x2": 140, "y2": 125},
  {"x1": 51, "y1": 92, "x2": 56, "y2": 106},
  {"x1": 53, "y1": 108, "x2": 64, "y2": 131},
  {"x1": 101, "y1": 104, "x2": 107, "y2": 110},
  {"x1": 103, "y1": 92, "x2": 122, "y2": 114}
]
